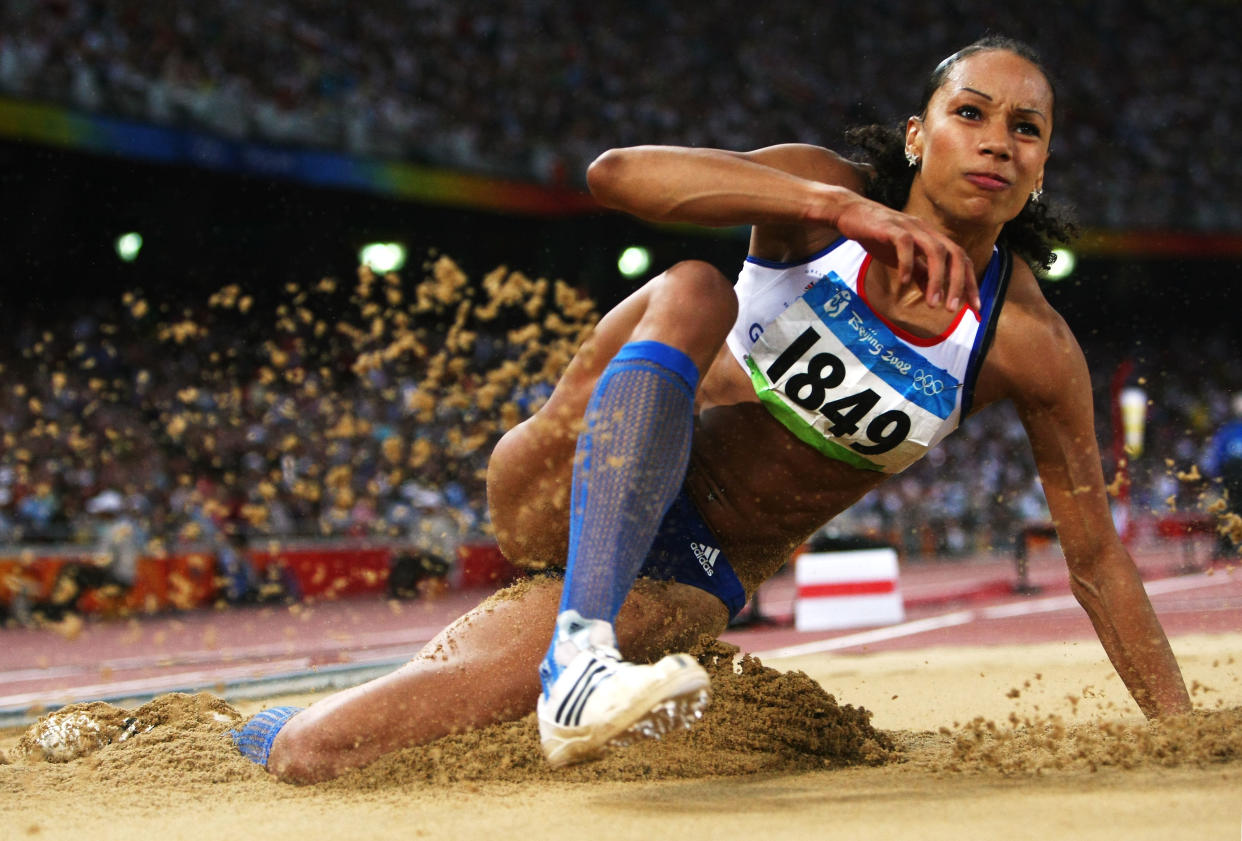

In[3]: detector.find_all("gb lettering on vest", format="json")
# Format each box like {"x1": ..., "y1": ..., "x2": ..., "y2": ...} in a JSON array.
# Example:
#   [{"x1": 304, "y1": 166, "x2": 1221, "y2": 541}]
[{"x1": 743, "y1": 272, "x2": 961, "y2": 473}]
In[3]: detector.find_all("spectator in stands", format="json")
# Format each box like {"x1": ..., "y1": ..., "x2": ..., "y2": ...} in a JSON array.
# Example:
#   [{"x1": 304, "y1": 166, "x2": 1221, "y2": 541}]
[
  {"x1": 39, "y1": 489, "x2": 141, "y2": 619},
  {"x1": 1206, "y1": 393, "x2": 1242, "y2": 559},
  {"x1": 90, "y1": 490, "x2": 143, "y2": 589},
  {"x1": 0, "y1": 477, "x2": 15, "y2": 543},
  {"x1": 214, "y1": 530, "x2": 260, "y2": 605},
  {"x1": 403, "y1": 484, "x2": 460, "y2": 566}
]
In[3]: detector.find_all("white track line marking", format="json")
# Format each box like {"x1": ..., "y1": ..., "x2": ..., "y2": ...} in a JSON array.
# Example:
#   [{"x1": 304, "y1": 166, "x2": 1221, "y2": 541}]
[
  {"x1": 979, "y1": 594, "x2": 1079, "y2": 619},
  {"x1": 0, "y1": 658, "x2": 313, "y2": 711},
  {"x1": 5, "y1": 573, "x2": 1230, "y2": 710},
  {"x1": 1142, "y1": 571, "x2": 1226, "y2": 596},
  {"x1": 0, "y1": 624, "x2": 443, "y2": 687},
  {"x1": 0, "y1": 647, "x2": 419, "y2": 714},
  {"x1": 754, "y1": 571, "x2": 1230, "y2": 660},
  {"x1": 754, "y1": 610, "x2": 977, "y2": 659}
]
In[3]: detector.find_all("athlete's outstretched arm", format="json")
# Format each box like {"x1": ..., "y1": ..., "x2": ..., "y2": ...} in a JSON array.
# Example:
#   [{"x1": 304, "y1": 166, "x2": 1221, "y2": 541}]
[
  {"x1": 586, "y1": 144, "x2": 979, "y2": 312},
  {"x1": 989, "y1": 277, "x2": 1191, "y2": 718}
]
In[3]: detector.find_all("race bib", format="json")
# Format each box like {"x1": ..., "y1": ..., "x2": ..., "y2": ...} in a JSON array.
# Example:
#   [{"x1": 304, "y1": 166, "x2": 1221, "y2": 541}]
[{"x1": 745, "y1": 272, "x2": 960, "y2": 472}]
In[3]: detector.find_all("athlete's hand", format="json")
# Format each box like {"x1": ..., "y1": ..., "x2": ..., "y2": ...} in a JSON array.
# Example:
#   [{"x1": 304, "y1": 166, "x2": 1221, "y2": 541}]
[{"x1": 832, "y1": 195, "x2": 979, "y2": 312}]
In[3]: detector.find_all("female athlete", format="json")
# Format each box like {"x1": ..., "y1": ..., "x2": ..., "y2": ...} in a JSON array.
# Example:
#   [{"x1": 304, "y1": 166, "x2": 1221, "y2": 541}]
[{"x1": 233, "y1": 36, "x2": 1192, "y2": 782}]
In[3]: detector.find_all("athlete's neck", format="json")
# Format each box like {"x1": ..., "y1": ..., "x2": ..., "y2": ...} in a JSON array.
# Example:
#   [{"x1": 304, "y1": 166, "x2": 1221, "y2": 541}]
[{"x1": 901, "y1": 195, "x2": 1003, "y2": 278}]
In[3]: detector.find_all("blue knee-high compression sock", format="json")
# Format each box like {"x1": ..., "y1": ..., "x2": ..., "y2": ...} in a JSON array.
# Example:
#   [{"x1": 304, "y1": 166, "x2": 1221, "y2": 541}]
[
  {"x1": 541, "y1": 340, "x2": 698, "y2": 691},
  {"x1": 231, "y1": 706, "x2": 302, "y2": 768}
]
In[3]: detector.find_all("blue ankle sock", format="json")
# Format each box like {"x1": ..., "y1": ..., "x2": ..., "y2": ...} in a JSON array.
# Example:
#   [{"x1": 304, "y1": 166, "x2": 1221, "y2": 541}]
[
  {"x1": 231, "y1": 706, "x2": 302, "y2": 768},
  {"x1": 541, "y1": 340, "x2": 698, "y2": 692}
]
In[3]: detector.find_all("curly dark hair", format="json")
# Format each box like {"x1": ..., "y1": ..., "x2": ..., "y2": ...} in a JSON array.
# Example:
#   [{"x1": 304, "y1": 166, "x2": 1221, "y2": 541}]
[{"x1": 846, "y1": 36, "x2": 1077, "y2": 271}]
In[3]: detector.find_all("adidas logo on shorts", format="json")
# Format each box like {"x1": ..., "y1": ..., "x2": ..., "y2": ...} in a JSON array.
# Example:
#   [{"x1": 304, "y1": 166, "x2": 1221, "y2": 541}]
[{"x1": 689, "y1": 542, "x2": 720, "y2": 575}]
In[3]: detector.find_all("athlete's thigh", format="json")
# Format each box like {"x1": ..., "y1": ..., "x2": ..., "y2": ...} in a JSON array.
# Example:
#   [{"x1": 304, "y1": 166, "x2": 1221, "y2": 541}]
[
  {"x1": 617, "y1": 577, "x2": 730, "y2": 662},
  {"x1": 548, "y1": 259, "x2": 734, "y2": 418},
  {"x1": 497, "y1": 258, "x2": 734, "y2": 476},
  {"x1": 534, "y1": 279, "x2": 658, "y2": 440},
  {"x1": 486, "y1": 261, "x2": 735, "y2": 567},
  {"x1": 485, "y1": 281, "x2": 660, "y2": 564}
]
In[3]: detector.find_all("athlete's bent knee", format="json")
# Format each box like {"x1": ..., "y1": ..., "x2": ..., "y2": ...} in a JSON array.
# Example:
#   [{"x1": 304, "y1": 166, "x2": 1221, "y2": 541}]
[
  {"x1": 639, "y1": 260, "x2": 737, "y2": 363},
  {"x1": 661, "y1": 260, "x2": 736, "y2": 318},
  {"x1": 265, "y1": 714, "x2": 336, "y2": 784}
]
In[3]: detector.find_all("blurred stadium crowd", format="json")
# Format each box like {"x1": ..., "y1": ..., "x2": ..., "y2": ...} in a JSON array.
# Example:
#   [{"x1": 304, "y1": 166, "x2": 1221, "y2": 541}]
[
  {"x1": 1, "y1": 268, "x2": 1237, "y2": 562},
  {"x1": 2, "y1": 0, "x2": 1240, "y2": 231},
  {"x1": 0, "y1": 261, "x2": 586, "y2": 561},
  {"x1": 1, "y1": 0, "x2": 1240, "y2": 569}
]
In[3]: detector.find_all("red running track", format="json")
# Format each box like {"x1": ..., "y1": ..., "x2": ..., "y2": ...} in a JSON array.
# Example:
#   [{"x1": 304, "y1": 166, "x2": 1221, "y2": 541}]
[{"x1": 2, "y1": 548, "x2": 1239, "y2": 722}]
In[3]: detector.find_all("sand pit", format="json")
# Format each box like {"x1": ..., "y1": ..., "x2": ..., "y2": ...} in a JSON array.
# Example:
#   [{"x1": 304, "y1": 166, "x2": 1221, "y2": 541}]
[
  {"x1": 5, "y1": 257, "x2": 1240, "y2": 839},
  {"x1": 2, "y1": 632, "x2": 1239, "y2": 841}
]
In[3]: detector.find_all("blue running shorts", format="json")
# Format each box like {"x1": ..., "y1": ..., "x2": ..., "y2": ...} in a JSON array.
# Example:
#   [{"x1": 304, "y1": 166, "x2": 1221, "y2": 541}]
[{"x1": 637, "y1": 486, "x2": 748, "y2": 620}]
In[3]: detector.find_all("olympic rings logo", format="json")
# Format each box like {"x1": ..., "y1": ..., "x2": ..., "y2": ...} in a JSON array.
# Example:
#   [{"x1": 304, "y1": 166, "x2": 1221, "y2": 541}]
[{"x1": 911, "y1": 370, "x2": 944, "y2": 395}]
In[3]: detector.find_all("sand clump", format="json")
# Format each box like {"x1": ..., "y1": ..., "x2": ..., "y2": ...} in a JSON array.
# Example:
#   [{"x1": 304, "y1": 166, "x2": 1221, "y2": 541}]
[
  {"x1": 4, "y1": 693, "x2": 264, "y2": 795},
  {"x1": 900, "y1": 707, "x2": 1242, "y2": 775},
  {"x1": 333, "y1": 638, "x2": 893, "y2": 789}
]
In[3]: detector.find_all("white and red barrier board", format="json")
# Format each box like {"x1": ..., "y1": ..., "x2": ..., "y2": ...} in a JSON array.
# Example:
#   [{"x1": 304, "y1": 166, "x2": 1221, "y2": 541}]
[{"x1": 794, "y1": 548, "x2": 904, "y2": 632}]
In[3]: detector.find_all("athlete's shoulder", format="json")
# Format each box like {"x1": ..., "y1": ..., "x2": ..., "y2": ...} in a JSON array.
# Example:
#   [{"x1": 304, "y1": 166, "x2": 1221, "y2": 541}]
[
  {"x1": 972, "y1": 259, "x2": 1084, "y2": 411},
  {"x1": 996, "y1": 260, "x2": 1066, "y2": 337},
  {"x1": 740, "y1": 144, "x2": 871, "y2": 193}
]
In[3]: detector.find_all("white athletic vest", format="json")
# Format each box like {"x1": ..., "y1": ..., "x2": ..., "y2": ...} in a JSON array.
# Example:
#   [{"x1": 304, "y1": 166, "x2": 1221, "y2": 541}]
[{"x1": 726, "y1": 237, "x2": 1011, "y2": 473}]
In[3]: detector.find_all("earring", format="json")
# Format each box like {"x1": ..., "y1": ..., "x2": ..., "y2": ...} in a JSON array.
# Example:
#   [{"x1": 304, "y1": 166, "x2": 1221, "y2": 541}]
[
  {"x1": 905, "y1": 149, "x2": 919, "y2": 168},
  {"x1": 1030, "y1": 187, "x2": 1043, "y2": 203}
]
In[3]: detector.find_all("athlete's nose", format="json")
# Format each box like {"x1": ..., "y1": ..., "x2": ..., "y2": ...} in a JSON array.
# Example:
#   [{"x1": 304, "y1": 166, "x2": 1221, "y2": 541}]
[{"x1": 979, "y1": 121, "x2": 1012, "y2": 160}]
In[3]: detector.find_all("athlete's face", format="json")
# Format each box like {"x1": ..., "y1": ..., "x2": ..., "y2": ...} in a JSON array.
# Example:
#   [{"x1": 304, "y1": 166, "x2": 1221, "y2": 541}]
[{"x1": 904, "y1": 50, "x2": 1053, "y2": 230}]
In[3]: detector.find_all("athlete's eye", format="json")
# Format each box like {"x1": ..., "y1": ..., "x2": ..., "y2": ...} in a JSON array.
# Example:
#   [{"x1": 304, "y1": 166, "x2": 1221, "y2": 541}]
[
  {"x1": 1015, "y1": 121, "x2": 1042, "y2": 138},
  {"x1": 955, "y1": 105, "x2": 982, "y2": 120}
]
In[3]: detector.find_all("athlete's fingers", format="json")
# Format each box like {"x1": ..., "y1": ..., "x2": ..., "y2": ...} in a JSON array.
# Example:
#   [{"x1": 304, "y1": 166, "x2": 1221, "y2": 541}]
[
  {"x1": 920, "y1": 235, "x2": 949, "y2": 308},
  {"x1": 938, "y1": 245, "x2": 961, "y2": 310},
  {"x1": 893, "y1": 230, "x2": 915, "y2": 288},
  {"x1": 945, "y1": 246, "x2": 979, "y2": 312}
]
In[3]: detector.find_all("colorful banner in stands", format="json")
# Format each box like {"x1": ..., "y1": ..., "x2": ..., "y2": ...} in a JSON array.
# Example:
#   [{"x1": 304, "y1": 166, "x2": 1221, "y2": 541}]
[
  {"x1": 4, "y1": 96, "x2": 1242, "y2": 252},
  {"x1": 0, "y1": 96, "x2": 599, "y2": 216},
  {"x1": 0, "y1": 540, "x2": 516, "y2": 614}
]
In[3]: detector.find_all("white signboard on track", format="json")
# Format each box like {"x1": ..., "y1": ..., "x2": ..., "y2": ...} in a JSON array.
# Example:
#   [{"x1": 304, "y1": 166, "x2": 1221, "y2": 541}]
[{"x1": 794, "y1": 548, "x2": 904, "y2": 632}]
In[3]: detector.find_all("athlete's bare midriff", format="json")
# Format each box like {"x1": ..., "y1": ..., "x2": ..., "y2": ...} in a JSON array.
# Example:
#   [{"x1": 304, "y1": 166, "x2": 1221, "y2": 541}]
[{"x1": 687, "y1": 343, "x2": 887, "y2": 594}]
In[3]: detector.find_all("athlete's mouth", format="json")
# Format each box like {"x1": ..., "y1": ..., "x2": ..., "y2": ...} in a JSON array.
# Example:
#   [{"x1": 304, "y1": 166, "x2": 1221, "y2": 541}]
[{"x1": 964, "y1": 172, "x2": 1011, "y2": 191}]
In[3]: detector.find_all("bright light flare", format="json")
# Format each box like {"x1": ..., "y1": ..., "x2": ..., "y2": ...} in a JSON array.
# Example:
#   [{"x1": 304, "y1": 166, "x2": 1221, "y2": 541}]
[
  {"x1": 359, "y1": 242, "x2": 408, "y2": 273},
  {"x1": 617, "y1": 246, "x2": 652, "y2": 279},
  {"x1": 115, "y1": 232, "x2": 143, "y2": 262},
  {"x1": 1041, "y1": 247, "x2": 1076, "y2": 281}
]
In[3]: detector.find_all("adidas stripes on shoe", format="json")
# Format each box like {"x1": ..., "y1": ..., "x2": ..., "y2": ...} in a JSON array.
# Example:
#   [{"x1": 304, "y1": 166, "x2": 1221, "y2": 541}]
[{"x1": 537, "y1": 610, "x2": 710, "y2": 768}]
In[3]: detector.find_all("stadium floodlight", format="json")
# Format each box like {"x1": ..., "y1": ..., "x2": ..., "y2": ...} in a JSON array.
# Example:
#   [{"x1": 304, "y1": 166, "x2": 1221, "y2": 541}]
[
  {"x1": 1041, "y1": 247, "x2": 1077, "y2": 281},
  {"x1": 617, "y1": 245, "x2": 652, "y2": 279},
  {"x1": 115, "y1": 232, "x2": 143, "y2": 262},
  {"x1": 359, "y1": 242, "x2": 408, "y2": 273}
]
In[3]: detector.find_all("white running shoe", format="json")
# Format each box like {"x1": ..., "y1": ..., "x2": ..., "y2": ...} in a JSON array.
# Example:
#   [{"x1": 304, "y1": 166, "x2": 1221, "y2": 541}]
[{"x1": 537, "y1": 610, "x2": 711, "y2": 768}]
